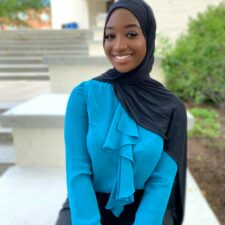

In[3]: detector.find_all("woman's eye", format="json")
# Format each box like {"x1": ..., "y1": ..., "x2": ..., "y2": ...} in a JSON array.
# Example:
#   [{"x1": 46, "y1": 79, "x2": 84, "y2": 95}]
[
  {"x1": 127, "y1": 32, "x2": 139, "y2": 38},
  {"x1": 104, "y1": 34, "x2": 115, "y2": 40}
]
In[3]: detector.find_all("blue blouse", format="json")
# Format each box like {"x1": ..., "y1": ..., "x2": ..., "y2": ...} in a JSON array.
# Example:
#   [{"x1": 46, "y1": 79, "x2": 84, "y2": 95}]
[{"x1": 64, "y1": 80, "x2": 178, "y2": 225}]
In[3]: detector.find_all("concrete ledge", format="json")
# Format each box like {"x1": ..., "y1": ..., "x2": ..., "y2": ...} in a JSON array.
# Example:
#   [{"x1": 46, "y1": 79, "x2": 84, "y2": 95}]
[
  {"x1": 187, "y1": 111, "x2": 194, "y2": 130},
  {"x1": 44, "y1": 56, "x2": 111, "y2": 92},
  {"x1": 0, "y1": 94, "x2": 68, "y2": 166},
  {"x1": 0, "y1": 72, "x2": 50, "y2": 81},
  {"x1": 0, "y1": 94, "x2": 67, "y2": 128},
  {"x1": 0, "y1": 50, "x2": 88, "y2": 56},
  {"x1": 44, "y1": 55, "x2": 109, "y2": 66},
  {"x1": 0, "y1": 93, "x2": 194, "y2": 166},
  {"x1": 0, "y1": 166, "x2": 220, "y2": 225},
  {"x1": 0, "y1": 143, "x2": 15, "y2": 164},
  {"x1": 0, "y1": 127, "x2": 13, "y2": 142},
  {"x1": 0, "y1": 57, "x2": 43, "y2": 64},
  {"x1": 0, "y1": 29, "x2": 92, "y2": 37},
  {"x1": 184, "y1": 171, "x2": 220, "y2": 225},
  {"x1": 0, "y1": 102, "x2": 19, "y2": 113},
  {"x1": 0, "y1": 165, "x2": 67, "y2": 225}
]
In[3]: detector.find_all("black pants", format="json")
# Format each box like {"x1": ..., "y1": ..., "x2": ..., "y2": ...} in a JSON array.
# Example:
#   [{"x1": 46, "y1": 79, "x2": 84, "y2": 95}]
[{"x1": 55, "y1": 191, "x2": 174, "y2": 225}]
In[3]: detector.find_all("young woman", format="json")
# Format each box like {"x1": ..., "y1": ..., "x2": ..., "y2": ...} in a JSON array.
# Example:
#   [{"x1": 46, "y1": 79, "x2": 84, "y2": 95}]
[{"x1": 55, "y1": 0, "x2": 187, "y2": 225}]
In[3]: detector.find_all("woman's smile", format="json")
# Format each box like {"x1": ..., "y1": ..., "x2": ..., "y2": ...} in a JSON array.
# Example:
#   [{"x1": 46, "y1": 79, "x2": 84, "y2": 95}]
[{"x1": 112, "y1": 53, "x2": 133, "y2": 64}]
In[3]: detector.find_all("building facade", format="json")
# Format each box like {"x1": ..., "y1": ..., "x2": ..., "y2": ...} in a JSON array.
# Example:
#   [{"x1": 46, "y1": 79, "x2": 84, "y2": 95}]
[{"x1": 50, "y1": 0, "x2": 223, "y2": 41}]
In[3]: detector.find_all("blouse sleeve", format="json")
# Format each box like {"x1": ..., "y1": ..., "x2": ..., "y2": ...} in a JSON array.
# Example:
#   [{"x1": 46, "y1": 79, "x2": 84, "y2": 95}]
[
  {"x1": 133, "y1": 151, "x2": 178, "y2": 225},
  {"x1": 64, "y1": 82, "x2": 101, "y2": 225}
]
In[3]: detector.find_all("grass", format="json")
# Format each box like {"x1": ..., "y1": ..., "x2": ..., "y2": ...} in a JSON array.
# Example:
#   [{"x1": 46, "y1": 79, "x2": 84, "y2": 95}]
[{"x1": 188, "y1": 107, "x2": 221, "y2": 138}]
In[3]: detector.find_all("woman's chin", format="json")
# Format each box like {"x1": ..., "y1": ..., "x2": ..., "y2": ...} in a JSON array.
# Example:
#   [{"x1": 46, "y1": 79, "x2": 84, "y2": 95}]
[{"x1": 113, "y1": 65, "x2": 135, "y2": 74}]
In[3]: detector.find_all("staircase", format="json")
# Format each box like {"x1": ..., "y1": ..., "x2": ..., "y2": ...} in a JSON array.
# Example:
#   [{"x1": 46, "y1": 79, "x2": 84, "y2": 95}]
[
  {"x1": 0, "y1": 29, "x2": 92, "y2": 169},
  {"x1": 0, "y1": 30, "x2": 91, "y2": 80},
  {"x1": 0, "y1": 30, "x2": 91, "y2": 56}
]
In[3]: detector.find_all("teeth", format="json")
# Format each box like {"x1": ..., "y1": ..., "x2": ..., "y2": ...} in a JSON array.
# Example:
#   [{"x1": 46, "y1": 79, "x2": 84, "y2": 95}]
[{"x1": 115, "y1": 55, "x2": 130, "y2": 60}]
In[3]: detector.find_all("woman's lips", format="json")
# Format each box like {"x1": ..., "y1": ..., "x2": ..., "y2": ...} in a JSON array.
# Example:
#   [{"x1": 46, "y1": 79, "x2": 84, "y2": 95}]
[{"x1": 112, "y1": 54, "x2": 133, "y2": 64}]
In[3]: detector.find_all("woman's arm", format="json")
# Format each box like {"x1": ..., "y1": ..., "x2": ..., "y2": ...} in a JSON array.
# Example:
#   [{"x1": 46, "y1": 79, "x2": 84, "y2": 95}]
[
  {"x1": 133, "y1": 151, "x2": 178, "y2": 225},
  {"x1": 65, "y1": 82, "x2": 101, "y2": 225}
]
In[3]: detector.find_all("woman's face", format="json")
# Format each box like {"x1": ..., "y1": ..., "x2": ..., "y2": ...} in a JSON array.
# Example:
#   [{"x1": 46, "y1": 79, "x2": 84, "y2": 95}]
[{"x1": 104, "y1": 8, "x2": 147, "y2": 73}]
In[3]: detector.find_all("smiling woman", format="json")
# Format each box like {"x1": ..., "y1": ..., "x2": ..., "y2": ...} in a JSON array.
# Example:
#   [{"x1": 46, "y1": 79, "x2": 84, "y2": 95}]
[
  {"x1": 103, "y1": 9, "x2": 147, "y2": 73},
  {"x1": 55, "y1": 1, "x2": 187, "y2": 225}
]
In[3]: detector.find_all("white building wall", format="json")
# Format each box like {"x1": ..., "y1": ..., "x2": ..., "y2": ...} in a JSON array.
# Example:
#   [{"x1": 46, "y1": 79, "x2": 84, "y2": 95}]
[
  {"x1": 145, "y1": 0, "x2": 224, "y2": 41},
  {"x1": 51, "y1": 0, "x2": 89, "y2": 29},
  {"x1": 50, "y1": 0, "x2": 224, "y2": 38}
]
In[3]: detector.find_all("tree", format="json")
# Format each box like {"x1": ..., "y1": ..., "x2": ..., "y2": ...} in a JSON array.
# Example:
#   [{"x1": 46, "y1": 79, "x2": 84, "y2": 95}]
[{"x1": 0, "y1": 0, "x2": 43, "y2": 25}]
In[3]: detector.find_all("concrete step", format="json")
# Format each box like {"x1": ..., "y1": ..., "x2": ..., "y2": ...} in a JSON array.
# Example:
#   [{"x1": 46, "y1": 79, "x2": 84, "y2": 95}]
[
  {"x1": 0, "y1": 45, "x2": 88, "y2": 50},
  {"x1": 0, "y1": 37, "x2": 90, "y2": 42},
  {"x1": 0, "y1": 102, "x2": 19, "y2": 113},
  {"x1": 0, "y1": 29, "x2": 91, "y2": 33},
  {"x1": 0, "y1": 64, "x2": 49, "y2": 72},
  {"x1": 0, "y1": 57, "x2": 43, "y2": 64},
  {"x1": 0, "y1": 33, "x2": 90, "y2": 37},
  {"x1": 0, "y1": 35, "x2": 91, "y2": 39},
  {"x1": 0, "y1": 163, "x2": 15, "y2": 176},
  {"x1": 0, "y1": 38, "x2": 90, "y2": 43},
  {"x1": 0, "y1": 30, "x2": 91, "y2": 37},
  {"x1": 0, "y1": 39, "x2": 90, "y2": 48},
  {"x1": 0, "y1": 50, "x2": 88, "y2": 56},
  {"x1": 0, "y1": 142, "x2": 15, "y2": 164},
  {"x1": 0, "y1": 30, "x2": 90, "y2": 58},
  {"x1": 0, "y1": 127, "x2": 13, "y2": 143},
  {"x1": 0, "y1": 72, "x2": 49, "y2": 80}
]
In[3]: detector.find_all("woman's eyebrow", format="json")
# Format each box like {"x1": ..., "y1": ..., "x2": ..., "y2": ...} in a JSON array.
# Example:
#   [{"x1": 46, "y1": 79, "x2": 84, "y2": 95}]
[
  {"x1": 105, "y1": 24, "x2": 141, "y2": 30},
  {"x1": 124, "y1": 24, "x2": 141, "y2": 29}
]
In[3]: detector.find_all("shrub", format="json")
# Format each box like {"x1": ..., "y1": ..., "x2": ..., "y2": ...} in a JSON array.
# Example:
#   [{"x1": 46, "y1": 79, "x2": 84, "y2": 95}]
[{"x1": 161, "y1": 3, "x2": 225, "y2": 107}]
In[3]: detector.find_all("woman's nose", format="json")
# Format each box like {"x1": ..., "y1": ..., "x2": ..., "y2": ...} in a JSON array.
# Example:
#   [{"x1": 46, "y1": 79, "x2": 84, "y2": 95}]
[{"x1": 113, "y1": 36, "x2": 128, "y2": 51}]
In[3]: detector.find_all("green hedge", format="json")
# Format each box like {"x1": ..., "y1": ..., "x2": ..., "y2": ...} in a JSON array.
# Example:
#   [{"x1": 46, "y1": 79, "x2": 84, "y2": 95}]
[{"x1": 161, "y1": 3, "x2": 225, "y2": 107}]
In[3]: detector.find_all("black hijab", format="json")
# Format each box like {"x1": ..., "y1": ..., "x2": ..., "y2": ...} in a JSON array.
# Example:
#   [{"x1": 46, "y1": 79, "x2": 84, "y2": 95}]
[{"x1": 92, "y1": 0, "x2": 187, "y2": 224}]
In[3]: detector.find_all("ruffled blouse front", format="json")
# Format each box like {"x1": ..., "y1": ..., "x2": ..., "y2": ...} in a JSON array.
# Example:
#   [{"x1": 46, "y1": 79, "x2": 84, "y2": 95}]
[
  {"x1": 65, "y1": 80, "x2": 178, "y2": 225},
  {"x1": 103, "y1": 101, "x2": 139, "y2": 216}
]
